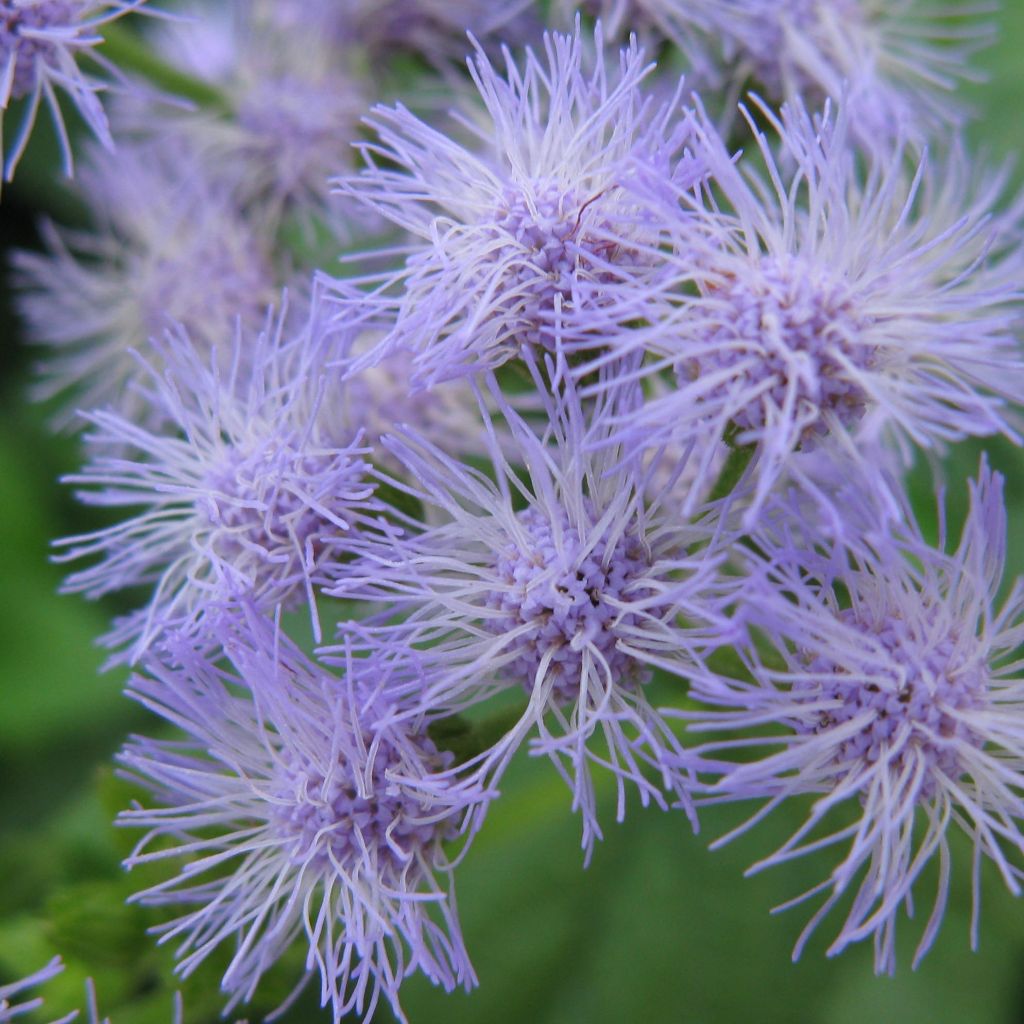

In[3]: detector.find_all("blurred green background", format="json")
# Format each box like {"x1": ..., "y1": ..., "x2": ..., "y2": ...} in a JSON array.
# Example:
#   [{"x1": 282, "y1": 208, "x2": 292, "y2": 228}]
[{"x1": 3, "y1": 6, "x2": 1024, "y2": 1022}]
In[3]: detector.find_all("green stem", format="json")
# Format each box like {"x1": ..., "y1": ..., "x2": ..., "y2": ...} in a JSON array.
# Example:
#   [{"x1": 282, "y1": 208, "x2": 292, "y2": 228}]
[
  {"x1": 707, "y1": 433, "x2": 757, "y2": 505},
  {"x1": 100, "y1": 23, "x2": 228, "y2": 111},
  {"x1": 429, "y1": 705, "x2": 525, "y2": 766}
]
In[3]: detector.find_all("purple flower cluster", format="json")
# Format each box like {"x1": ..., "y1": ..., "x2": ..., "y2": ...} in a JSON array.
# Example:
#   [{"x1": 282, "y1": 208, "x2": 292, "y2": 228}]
[
  {"x1": 9, "y1": 3, "x2": 1024, "y2": 1021},
  {"x1": 0, "y1": 0, "x2": 154, "y2": 180},
  {"x1": 120, "y1": 612, "x2": 483, "y2": 1022},
  {"x1": 689, "y1": 463, "x2": 1024, "y2": 971},
  {"x1": 335, "y1": 27, "x2": 702, "y2": 384},
  {"x1": 560, "y1": 0, "x2": 993, "y2": 145}
]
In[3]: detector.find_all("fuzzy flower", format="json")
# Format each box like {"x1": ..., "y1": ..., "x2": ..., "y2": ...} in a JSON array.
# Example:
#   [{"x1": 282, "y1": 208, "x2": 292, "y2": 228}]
[
  {"x1": 0, "y1": 0, "x2": 152, "y2": 179},
  {"x1": 120, "y1": 610, "x2": 482, "y2": 1024},
  {"x1": 688, "y1": 462, "x2": 1024, "y2": 971},
  {"x1": 721, "y1": 0, "x2": 992, "y2": 145},
  {"x1": 13, "y1": 135, "x2": 276, "y2": 429},
  {"x1": 301, "y1": 0, "x2": 536, "y2": 65},
  {"x1": 325, "y1": 366, "x2": 735, "y2": 856},
  {"x1": 552, "y1": 0, "x2": 726, "y2": 86},
  {"x1": 595, "y1": 100, "x2": 1024, "y2": 520},
  {"x1": 143, "y1": 1, "x2": 365, "y2": 231},
  {"x1": 54, "y1": 300, "x2": 377, "y2": 661},
  {"x1": 335, "y1": 26, "x2": 703, "y2": 386},
  {"x1": 567, "y1": 0, "x2": 991, "y2": 144}
]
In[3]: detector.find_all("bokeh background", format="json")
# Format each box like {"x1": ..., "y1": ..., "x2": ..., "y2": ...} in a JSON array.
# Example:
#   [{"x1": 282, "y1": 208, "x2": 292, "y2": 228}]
[{"x1": 2, "y1": 6, "x2": 1024, "y2": 1022}]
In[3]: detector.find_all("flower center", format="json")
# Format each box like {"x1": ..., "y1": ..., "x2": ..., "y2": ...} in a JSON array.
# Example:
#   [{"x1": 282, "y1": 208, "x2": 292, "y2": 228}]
[
  {"x1": 803, "y1": 609, "x2": 986, "y2": 793},
  {"x1": 273, "y1": 732, "x2": 455, "y2": 871},
  {"x1": 684, "y1": 255, "x2": 875, "y2": 439},
  {"x1": 486, "y1": 504, "x2": 657, "y2": 701},
  {"x1": 202, "y1": 444, "x2": 364, "y2": 600},
  {"x1": 485, "y1": 179, "x2": 632, "y2": 350},
  {"x1": 1, "y1": 1, "x2": 78, "y2": 99}
]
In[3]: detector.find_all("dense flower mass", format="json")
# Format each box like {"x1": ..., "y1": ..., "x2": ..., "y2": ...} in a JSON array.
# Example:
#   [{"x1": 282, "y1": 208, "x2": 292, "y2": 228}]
[
  {"x1": 120, "y1": 612, "x2": 484, "y2": 1023},
  {"x1": 325, "y1": 370, "x2": 735, "y2": 854},
  {"x1": 5, "y1": 5, "x2": 1024, "y2": 1022},
  {"x1": 54, "y1": 301, "x2": 378, "y2": 660},
  {"x1": 689, "y1": 464, "x2": 1024, "y2": 971},
  {"x1": 13, "y1": 135, "x2": 276, "y2": 427},
  {"x1": 144, "y1": 1, "x2": 366, "y2": 227},
  {"x1": 564, "y1": 0, "x2": 992, "y2": 143}
]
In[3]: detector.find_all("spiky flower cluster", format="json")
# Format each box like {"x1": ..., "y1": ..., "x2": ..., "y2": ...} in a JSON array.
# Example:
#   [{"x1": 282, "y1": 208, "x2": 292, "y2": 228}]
[
  {"x1": 325, "y1": 371, "x2": 731, "y2": 854},
  {"x1": 7, "y1": 4, "x2": 1024, "y2": 1023},
  {"x1": 561, "y1": 0, "x2": 992, "y2": 144},
  {"x1": 336, "y1": 28, "x2": 701, "y2": 383},
  {"x1": 120, "y1": 613, "x2": 482, "y2": 1022},
  {"x1": 0, "y1": 0, "x2": 154, "y2": 179},
  {"x1": 689, "y1": 466, "x2": 1024, "y2": 971}
]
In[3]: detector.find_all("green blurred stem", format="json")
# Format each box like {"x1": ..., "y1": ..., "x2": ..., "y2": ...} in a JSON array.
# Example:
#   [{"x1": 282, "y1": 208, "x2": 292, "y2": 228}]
[
  {"x1": 430, "y1": 706, "x2": 525, "y2": 766},
  {"x1": 100, "y1": 23, "x2": 228, "y2": 110},
  {"x1": 708, "y1": 432, "x2": 757, "y2": 504}
]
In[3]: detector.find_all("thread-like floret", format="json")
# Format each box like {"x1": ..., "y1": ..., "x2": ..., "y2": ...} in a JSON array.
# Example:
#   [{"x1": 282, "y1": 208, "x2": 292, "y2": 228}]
[{"x1": 692, "y1": 464, "x2": 1024, "y2": 972}]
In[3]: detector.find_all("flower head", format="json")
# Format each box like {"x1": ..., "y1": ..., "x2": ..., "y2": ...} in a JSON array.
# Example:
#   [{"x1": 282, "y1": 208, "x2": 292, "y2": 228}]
[
  {"x1": 0, "y1": 0, "x2": 152, "y2": 179},
  {"x1": 599, "y1": 100, "x2": 1024, "y2": 520},
  {"x1": 13, "y1": 135, "x2": 276, "y2": 429},
  {"x1": 120, "y1": 610, "x2": 482, "y2": 1023},
  {"x1": 143, "y1": 1, "x2": 365, "y2": 230},
  {"x1": 54, "y1": 299, "x2": 377, "y2": 661},
  {"x1": 336, "y1": 26, "x2": 702, "y2": 385},
  {"x1": 568, "y1": 0, "x2": 992, "y2": 145},
  {"x1": 326, "y1": 368, "x2": 735, "y2": 856},
  {"x1": 690, "y1": 462, "x2": 1024, "y2": 971}
]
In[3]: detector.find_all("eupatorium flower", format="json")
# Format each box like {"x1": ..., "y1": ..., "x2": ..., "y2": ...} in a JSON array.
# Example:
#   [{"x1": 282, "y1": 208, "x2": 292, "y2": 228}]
[
  {"x1": 717, "y1": 0, "x2": 991, "y2": 145},
  {"x1": 326, "y1": 366, "x2": 736, "y2": 855},
  {"x1": 327, "y1": 0, "x2": 535, "y2": 64},
  {"x1": 54, "y1": 300, "x2": 376, "y2": 661},
  {"x1": 144, "y1": 1, "x2": 365, "y2": 229},
  {"x1": 0, "y1": 0, "x2": 151, "y2": 179},
  {"x1": 120, "y1": 611, "x2": 482, "y2": 1023},
  {"x1": 598, "y1": 100, "x2": 1023, "y2": 519},
  {"x1": 552, "y1": 0, "x2": 725, "y2": 86},
  {"x1": 689, "y1": 462, "x2": 1024, "y2": 972},
  {"x1": 335, "y1": 25, "x2": 703, "y2": 385},
  {"x1": 567, "y1": 0, "x2": 991, "y2": 144},
  {"x1": 13, "y1": 136, "x2": 275, "y2": 428}
]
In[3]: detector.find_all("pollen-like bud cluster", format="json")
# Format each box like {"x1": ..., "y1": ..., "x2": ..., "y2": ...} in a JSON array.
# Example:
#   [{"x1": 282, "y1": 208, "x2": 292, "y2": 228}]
[
  {"x1": 803, "y1": 610, "x2": 986, "y2": 792},
  {"x1": 683, "y1": 255, "x2": 874, "y2": 437},
  {"x1": 274, "y1": 730, "x2": 456, "y2": 872},
  {"x1": 486, "y1": 504, "x2": 657, "y2": 700},
  {"x1": 1, "y1": 0, "x2": 77, "y2": 98}
]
